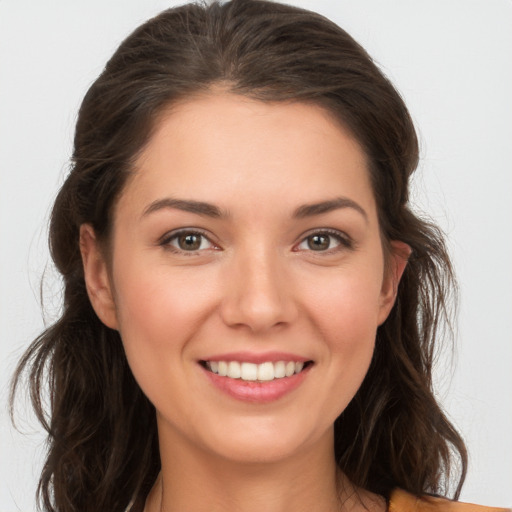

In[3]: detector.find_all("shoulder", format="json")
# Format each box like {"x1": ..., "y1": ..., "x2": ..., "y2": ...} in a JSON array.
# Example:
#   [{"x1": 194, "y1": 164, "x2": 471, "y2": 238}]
[{"x1": 389, "y1": 489, "x2": 511, "y2": 512}]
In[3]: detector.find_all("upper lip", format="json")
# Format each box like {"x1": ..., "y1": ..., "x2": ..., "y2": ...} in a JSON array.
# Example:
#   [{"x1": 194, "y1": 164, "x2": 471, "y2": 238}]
[{"x1": 200, "y1": 351, "x2": 312, "y2": 364}]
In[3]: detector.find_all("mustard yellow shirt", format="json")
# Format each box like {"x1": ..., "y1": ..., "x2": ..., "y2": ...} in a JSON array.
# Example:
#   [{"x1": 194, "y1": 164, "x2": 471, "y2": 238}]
[{"x1": 389, "y1": 489, "x2": 511, "y2": 512}]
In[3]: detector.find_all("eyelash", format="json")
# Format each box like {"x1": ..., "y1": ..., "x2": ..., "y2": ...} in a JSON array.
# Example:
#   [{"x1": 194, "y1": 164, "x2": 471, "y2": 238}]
[
  {"x1": 159, "y1": 229, "x2": 217, "y2": 255},
  {"x1": 158, "y1": 228, "x2": 354, "y2": 255},
  {"x1": 294, "y1": 229, "x2": 354, "y2": 254}
]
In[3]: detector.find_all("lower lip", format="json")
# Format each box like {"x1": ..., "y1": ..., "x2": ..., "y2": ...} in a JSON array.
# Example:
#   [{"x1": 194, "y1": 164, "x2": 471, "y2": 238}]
[{"x1": 201, "y1": 364, "x2": 311, "y2": 403}]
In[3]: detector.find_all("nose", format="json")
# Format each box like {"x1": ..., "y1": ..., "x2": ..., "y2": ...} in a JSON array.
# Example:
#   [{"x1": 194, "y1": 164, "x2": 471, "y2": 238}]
[{"x1": 219, "y1": 247, "x2": 297, "y2": 333}]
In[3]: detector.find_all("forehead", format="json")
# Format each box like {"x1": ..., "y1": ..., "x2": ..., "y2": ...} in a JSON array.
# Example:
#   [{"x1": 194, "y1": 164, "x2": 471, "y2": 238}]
[{"x1": 118, "y1": 93, "x2": 376, "y2": 221}]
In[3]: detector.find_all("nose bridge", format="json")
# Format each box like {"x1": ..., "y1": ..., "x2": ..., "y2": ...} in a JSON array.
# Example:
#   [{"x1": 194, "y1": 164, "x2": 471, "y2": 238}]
[{"x1": 220, "y1": 242, "x2": 295, "y2": 332}]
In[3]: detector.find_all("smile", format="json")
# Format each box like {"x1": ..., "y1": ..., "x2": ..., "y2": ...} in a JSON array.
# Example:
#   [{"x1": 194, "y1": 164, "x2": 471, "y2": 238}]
[{"x1": 204, "y1": 360, "x2": 309, "y2": 382}]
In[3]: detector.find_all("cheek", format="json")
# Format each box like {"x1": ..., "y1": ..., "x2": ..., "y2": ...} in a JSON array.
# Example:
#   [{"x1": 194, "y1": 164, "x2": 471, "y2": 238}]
[
  {"x1": 110, "y1": 260, "x2": 218, "y2": 386},
  {"x1": 299, "y1": 263, "x2": 383, "y2": 402},
  {"x1": 114, "y1": 250, "x2": 216, "y2": 326},
  {"x1": 304, "y1": 263, "x2": 384, "y2": 342}
]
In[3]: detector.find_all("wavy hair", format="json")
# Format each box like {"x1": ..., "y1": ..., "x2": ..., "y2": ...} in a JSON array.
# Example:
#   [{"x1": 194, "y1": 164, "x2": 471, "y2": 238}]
[{"x1": 11, "y1": 1, "x2": 467, "y2": 510}]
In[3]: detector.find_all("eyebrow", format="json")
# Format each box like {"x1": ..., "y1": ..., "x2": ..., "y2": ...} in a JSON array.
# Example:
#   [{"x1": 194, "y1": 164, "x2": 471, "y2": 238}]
[
  {"x1": 141, "y1": 196, "x2": 368, "y2": 222},
  {"x1": 293, "y1": 197, "x2": 368, "y2": 222},
  {"x1": 142, "y1": 198, "x2": 226, "y2": 218}
]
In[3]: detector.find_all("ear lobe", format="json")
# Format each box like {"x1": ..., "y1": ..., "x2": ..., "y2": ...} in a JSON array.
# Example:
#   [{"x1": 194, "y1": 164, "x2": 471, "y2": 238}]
[
  {"x1": 378, "y1": 240, "x2": 411, "y2": 325},
  {"x1": 79, "y1": 224, "x2": 118, "y2": 330}
]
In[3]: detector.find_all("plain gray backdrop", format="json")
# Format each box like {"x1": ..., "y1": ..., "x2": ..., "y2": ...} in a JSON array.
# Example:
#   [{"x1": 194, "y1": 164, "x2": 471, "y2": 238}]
[{"x1": 1, "y1": 1, "x2": 511, "y2": 510}]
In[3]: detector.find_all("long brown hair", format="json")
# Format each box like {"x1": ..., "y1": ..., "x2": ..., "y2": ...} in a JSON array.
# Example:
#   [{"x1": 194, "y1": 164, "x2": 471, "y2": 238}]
[{"x1": 11, "y1": 1, "x2": 467, "y2": 510}]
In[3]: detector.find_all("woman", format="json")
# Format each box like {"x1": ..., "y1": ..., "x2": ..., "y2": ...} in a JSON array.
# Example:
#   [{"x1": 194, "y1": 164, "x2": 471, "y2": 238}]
[{"x1": 9, "y1": 1, "x2": 510, "y2": 511}]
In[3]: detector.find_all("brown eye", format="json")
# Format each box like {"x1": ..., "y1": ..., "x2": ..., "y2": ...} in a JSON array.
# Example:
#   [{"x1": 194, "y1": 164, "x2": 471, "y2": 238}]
[
  {"x1": 179, "y1": 233, "x2": 203, "y2": 250},
  {"x1": 295, "y1": 230, "x2": 352, "y2": 253},
  {"x1": 307, "y1": 234, "x2": 331, "y2": 251},
  {"x1": 163, "y1": 231, "x2": 214, "y2": 252}
]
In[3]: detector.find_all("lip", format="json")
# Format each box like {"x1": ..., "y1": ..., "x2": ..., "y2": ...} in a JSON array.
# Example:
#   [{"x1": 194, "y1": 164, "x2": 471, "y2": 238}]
[{"x1": 200, "y1": 353, "x2": 313, "y2": 403}]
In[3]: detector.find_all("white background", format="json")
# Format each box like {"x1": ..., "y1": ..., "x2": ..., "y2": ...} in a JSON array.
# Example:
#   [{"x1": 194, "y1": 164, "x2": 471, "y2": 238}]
[{"x1": 1, "y1": 1, "x2": 511, "y2": 510}]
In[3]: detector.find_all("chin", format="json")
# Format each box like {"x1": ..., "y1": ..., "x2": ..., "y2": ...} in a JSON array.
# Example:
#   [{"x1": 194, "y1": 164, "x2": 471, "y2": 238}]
[
  {"x1": 211, "y1": 439, "x2": 305, "y2": 465},
  {"x1": 199, "y1": 417, "x2": 332, "y2": 466}
]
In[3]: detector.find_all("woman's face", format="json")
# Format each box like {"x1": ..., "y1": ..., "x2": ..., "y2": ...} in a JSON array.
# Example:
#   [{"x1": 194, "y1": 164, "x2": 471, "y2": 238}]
[{"x1": 82, "y1": 93, "x2": 406, "y2": 465}]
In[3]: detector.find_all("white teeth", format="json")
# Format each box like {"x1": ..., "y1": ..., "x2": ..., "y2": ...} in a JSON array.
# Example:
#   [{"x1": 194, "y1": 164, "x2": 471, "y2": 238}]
[
  {"x1": 257, "y1": 362, "x2": 274, "y2": 381},
  {"x1": 218, "y1": 361, "x2": 228, "y2": 377},
  {"x1": 241, "y1": 362, "x2": 258, "y2": 381},
  {"x1": 274, "y1": 361, "x2": 286, "y2": 378},
  {"x1": 206, "y1": 360, "x2": 307, "y2": 381},
  {"x1": 227, "y1": 361, "x2": 241, "y2": 379}
]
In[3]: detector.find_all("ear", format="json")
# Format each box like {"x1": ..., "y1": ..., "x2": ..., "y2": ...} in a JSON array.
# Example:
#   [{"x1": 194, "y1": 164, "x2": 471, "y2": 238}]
[
  {"x1": 377, "y1": 240, "x2": 411, "y2": 325},
  {"x1": 79, "y1": 224, "x2": 118, "y2": 330}
]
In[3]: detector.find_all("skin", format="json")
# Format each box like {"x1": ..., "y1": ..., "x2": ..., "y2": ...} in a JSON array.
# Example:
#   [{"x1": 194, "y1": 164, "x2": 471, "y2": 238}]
[{"x1": 80, "y1": 93, "x2": 409, "y2": 512}]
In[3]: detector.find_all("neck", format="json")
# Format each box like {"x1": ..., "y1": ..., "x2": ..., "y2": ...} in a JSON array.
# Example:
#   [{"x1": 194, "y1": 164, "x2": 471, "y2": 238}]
[{"x1": 144, "y1": 422, "x2": 385, "y2": 512}]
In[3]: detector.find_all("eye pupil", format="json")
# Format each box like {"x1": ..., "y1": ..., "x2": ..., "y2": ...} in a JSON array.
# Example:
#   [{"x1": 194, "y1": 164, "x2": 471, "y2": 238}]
[
  {"x1": 308, "y1": 234, "x2": 330, "y2": 251},
  {"x1": 179, "y1": 233, "x2": 202, "y2": 251}
]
